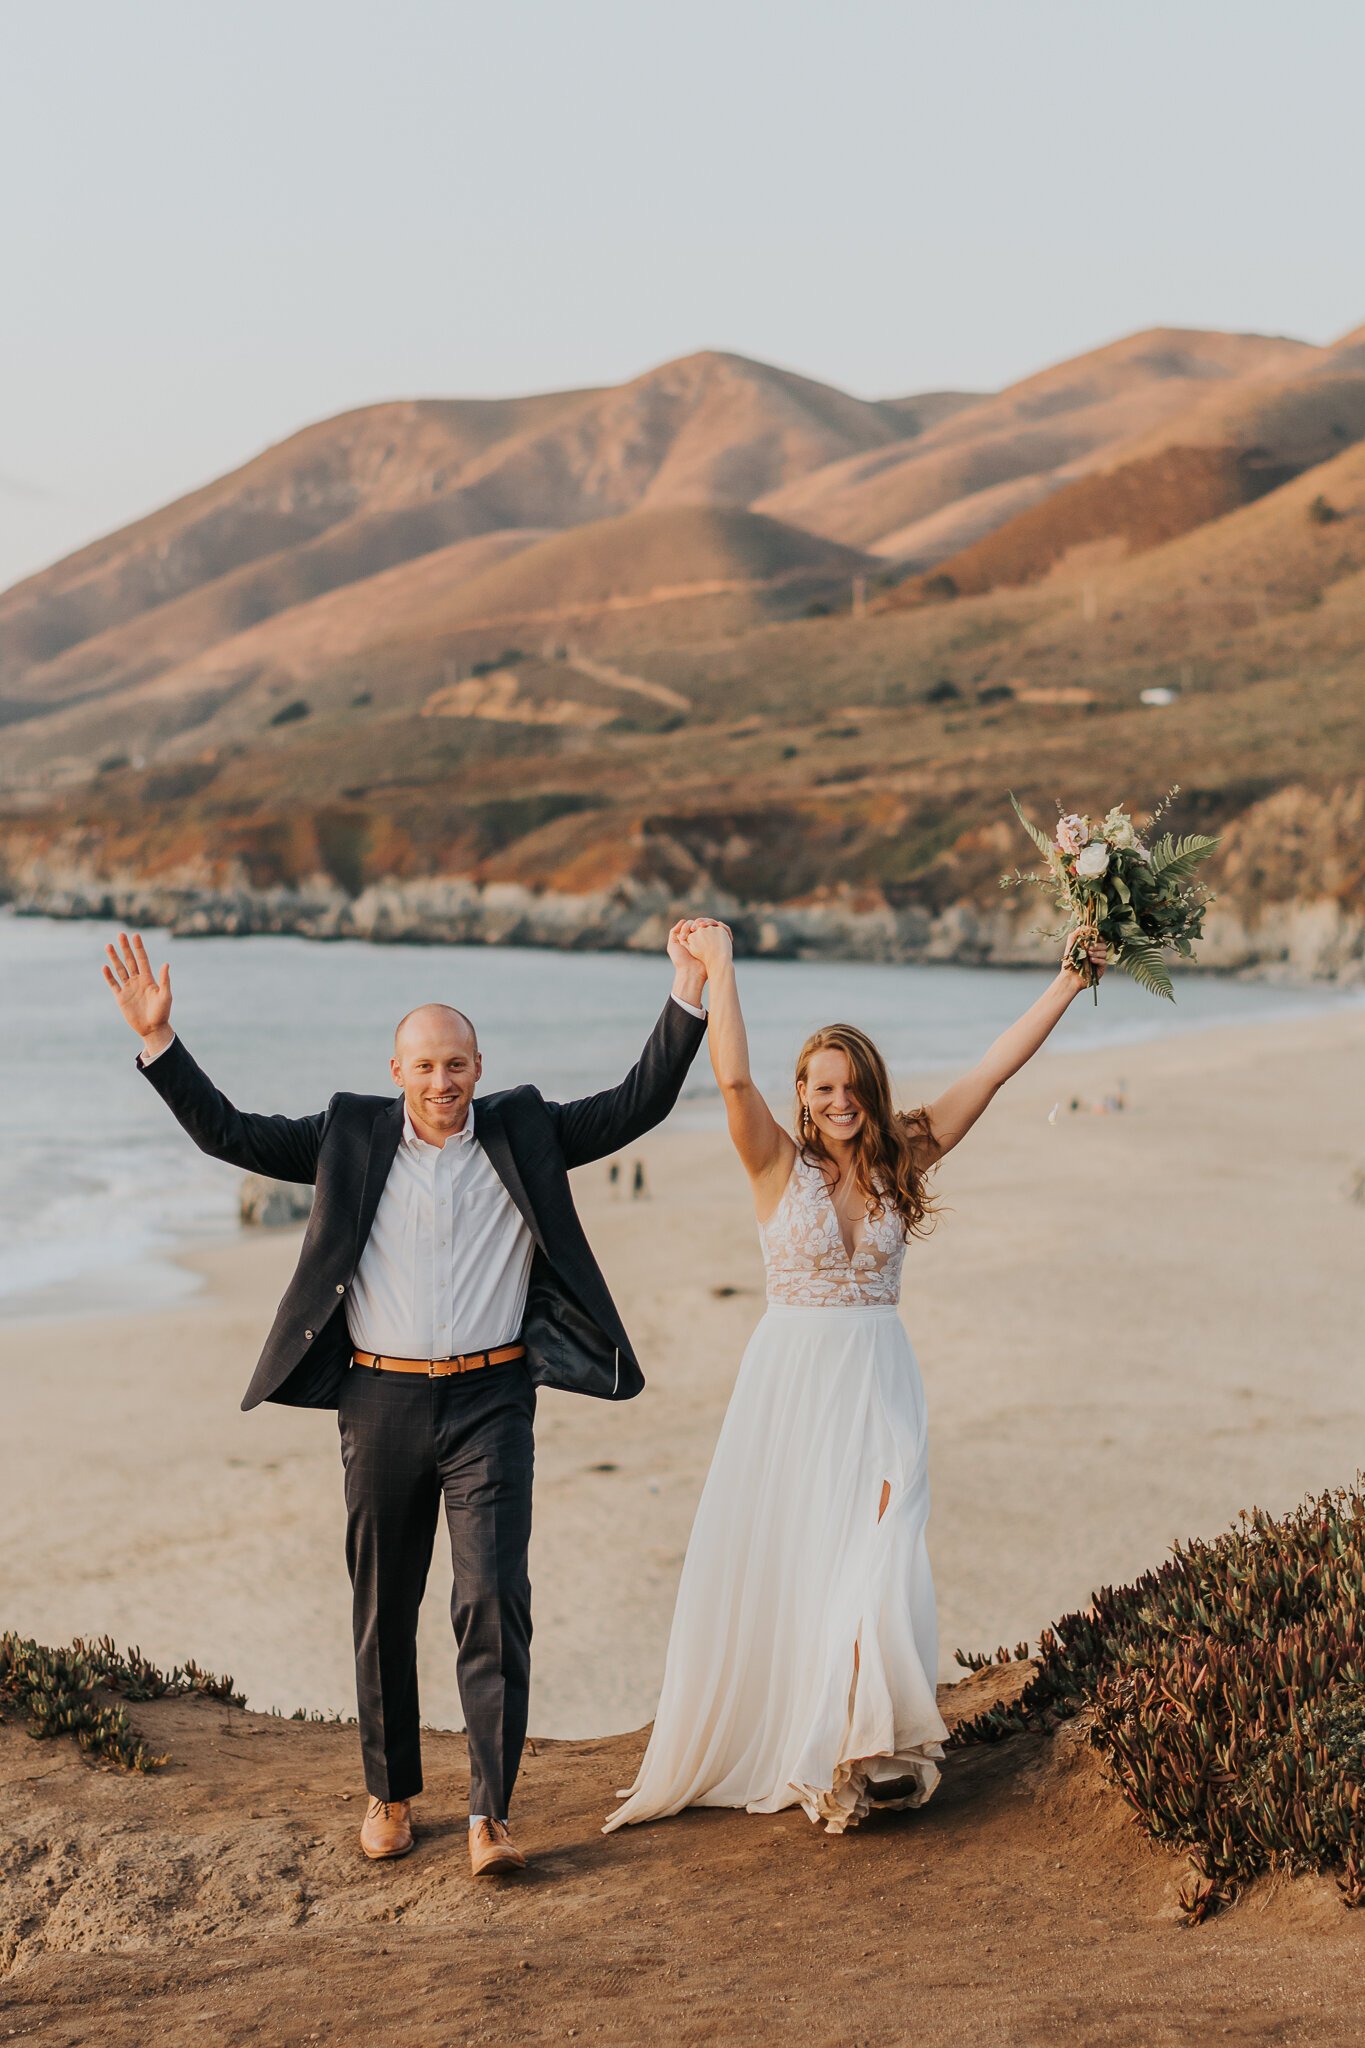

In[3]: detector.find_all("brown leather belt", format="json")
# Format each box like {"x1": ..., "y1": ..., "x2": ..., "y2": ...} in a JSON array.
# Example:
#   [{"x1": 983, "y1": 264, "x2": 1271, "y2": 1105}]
[{"x1": 352, "y1": 1344, "x2": 526, "y2": 1379}]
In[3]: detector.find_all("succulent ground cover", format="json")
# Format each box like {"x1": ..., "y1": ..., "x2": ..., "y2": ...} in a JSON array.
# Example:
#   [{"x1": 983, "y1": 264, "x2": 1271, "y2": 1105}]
[
  {"x1": 953, "y1": 1483, "x2": 1365, "y2": 1918},
  {"x1": 0, "y1": 1632, "x2": 242, "y2": 1770}
]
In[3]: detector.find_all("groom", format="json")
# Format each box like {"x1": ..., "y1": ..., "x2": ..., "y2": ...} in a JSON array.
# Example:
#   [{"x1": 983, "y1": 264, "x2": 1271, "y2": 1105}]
[{"x1": 102, "y1": 925, "x2": 711, "y2": 1876}]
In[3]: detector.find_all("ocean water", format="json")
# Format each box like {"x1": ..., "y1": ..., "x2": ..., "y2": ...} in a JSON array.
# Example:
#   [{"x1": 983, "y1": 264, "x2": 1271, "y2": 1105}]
[{"x1": 1, "y1": 911, "x2": 1358, "y2": 1319}]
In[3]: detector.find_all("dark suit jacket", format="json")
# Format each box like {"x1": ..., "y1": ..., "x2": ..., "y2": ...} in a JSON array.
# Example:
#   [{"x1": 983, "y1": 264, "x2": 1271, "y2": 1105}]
[{"x1": 139, "y1": 997, "x2": 708, "y2": 1412}]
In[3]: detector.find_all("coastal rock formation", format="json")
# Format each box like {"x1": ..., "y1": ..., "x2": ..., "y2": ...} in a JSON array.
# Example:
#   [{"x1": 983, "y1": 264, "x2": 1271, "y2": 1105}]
[{"x1": 2, "y1": 841, "x2": 1362, "y2": 982}]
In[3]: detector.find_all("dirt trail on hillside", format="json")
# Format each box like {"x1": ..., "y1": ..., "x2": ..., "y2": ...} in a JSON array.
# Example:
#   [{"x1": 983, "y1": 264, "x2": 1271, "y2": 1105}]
[{"x1": 3, "y1": 1665, "x2": 1361, "y2": 2048}]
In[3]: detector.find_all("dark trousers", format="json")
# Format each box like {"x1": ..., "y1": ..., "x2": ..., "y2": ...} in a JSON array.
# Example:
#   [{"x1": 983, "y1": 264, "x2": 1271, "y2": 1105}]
[{"x1": 337, "y1": 1357, "x2": 535, "y2": 1814}]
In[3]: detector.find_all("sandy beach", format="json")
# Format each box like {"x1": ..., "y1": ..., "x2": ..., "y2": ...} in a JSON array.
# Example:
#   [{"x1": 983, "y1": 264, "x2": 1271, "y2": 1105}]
[{"x1": 5, "y1": 1005, "x2": 1364, "y2": 1746}]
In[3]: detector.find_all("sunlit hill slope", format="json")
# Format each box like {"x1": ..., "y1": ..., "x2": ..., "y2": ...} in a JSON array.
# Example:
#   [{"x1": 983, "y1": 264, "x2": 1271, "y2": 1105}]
[{"x1": 2, "y1": 327, "x2": 1363, "y2": 978}]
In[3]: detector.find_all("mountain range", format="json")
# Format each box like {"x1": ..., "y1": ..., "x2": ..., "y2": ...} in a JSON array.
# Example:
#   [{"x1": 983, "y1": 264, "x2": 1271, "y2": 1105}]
[{"x1": 2, "y1": 325, "x2": 1363, "y2": 976}]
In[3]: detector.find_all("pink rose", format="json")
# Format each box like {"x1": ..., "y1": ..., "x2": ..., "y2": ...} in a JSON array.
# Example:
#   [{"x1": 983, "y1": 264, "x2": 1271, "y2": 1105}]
[{"x1": 1055, "y1": 813, "x2": 1089, "y2": 857}]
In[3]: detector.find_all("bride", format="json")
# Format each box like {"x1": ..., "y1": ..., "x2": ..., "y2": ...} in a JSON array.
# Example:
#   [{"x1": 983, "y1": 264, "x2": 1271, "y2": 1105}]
[{"x1": 604, "y1": 918, "x2": 1106, "y2": 1836}]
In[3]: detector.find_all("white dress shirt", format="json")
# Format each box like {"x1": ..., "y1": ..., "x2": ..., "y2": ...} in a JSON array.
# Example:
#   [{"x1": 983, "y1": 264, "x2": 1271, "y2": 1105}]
[
  {"x1": 348, "y1": 993, "x2": 704, "y2": 1357},
  {"x1": 347, "y1": 1104, "x2": 534, "y2": 1359},
  {"x1": 141, "y1": 991, "x2": 707, "y2": 1360}
]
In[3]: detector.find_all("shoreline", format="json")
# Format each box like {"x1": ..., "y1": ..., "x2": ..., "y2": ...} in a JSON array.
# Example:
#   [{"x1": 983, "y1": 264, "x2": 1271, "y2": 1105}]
[
  {"x1": 5, "y1": 1004, "x2": 1364, "y2": 1744},
  {"x1": 1, "y1": 975, "x2": 1359, "y2": 1331},
  {"x1": 5, "y1": 868, "x2": 1364, "y2": 982}
]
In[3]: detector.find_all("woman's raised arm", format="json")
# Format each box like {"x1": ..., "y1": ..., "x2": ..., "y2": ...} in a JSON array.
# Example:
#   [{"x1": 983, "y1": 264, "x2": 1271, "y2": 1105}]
[
  {"x1": 683, "y1": 924, "x2": 794, "y2": 1201},
  {"x1": 921, "y1": 929, "x2": 1107, "y2": 1161}
]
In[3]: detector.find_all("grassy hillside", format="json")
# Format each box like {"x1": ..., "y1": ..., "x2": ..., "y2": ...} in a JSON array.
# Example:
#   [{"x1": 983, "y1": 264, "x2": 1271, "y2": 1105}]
[
  {"x1": 2, "y1": 326, "x2": 1363, "y2": 967},
  {"x1": 897, "y1": 359, "x2": 1365, "y2": 600},
  {"x1": 754, "y1": 328, "x2": 1314, "y2": 556},
  {"x1": 0, "y1": 351, "x2": 898, "y2": 706},
  {"x1": 0, "y1": 396, "x2": 591, "y2": 682},
  {"x1": 0, "y1": 507, "x2": 875, "y2": 779}
]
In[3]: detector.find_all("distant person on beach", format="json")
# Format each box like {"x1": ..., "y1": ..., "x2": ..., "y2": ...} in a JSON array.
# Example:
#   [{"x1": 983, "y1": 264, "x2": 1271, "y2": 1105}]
[
  {"x1": 631, "y1": 1159, "x2": 648, "y2": 1200},
  {"x1": 605, "y1": 918, "x2": 1107, "y2": 1838},
  {"x1": 102, "y1": 925, "x2": 713, "y2": 1879}
]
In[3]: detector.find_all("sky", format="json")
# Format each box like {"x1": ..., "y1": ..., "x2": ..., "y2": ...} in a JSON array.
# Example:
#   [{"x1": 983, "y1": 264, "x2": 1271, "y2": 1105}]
[{"x1": 3, "y1": 0, "x2": 1363, "y2": 592}]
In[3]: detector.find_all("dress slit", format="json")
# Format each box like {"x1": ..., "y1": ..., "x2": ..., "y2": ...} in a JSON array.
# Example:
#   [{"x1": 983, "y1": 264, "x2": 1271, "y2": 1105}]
[{"x1": 853, "y1": 1481, "x2": 894, "y2": 1679}]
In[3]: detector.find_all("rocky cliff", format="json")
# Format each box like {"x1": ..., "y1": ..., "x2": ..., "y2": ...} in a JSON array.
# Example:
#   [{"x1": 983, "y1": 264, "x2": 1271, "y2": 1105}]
[{"x1": 4, "y1": 778, "x2": 1361, "y2": 983}]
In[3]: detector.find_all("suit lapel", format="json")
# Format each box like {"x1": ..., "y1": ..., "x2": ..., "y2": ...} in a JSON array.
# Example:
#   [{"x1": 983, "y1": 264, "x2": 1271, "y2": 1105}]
[
  {"x1": 475, "y1": 1100, "x2": 548, "y2": 1255},
  {"x1": 354, "y1": 1097, "x2": 404, "y2": 1265}
]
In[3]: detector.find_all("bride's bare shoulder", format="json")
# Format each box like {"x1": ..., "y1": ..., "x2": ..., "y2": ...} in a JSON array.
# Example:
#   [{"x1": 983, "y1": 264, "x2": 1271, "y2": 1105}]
[{"x1": 753, "y1": 1133, "x2": 802, "y2": 1226}]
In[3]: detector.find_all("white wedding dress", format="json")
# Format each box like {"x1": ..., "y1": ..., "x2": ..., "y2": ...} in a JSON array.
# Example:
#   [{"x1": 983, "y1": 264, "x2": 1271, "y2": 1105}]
[{"x1": 604, "y1": 1151, "x2": 947, "y2": 1836}]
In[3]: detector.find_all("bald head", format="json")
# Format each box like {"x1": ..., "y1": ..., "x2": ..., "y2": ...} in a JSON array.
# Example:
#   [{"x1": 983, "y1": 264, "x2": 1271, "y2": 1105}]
[
  {"x1": 390, "y1": 1003, "x2": 482, "y2": 1145},
  {"x1": 393, "y1": 1002, "x2": 478, "y2": 1057}
]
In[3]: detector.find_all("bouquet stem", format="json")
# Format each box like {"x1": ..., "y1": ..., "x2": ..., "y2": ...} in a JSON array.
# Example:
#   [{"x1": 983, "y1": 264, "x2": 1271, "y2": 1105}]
[{"x1": 1075, "y1": 904, "x2": 1101, "y2": 1005}]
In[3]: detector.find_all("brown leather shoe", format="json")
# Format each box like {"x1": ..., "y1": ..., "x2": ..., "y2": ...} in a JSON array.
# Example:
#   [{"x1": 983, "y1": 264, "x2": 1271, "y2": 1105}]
[
  {"x1": 469, "y1": 1818, "x2": 526, "y2": 1877},
  {"x1": 360, "y1": 1796, "x2": 414, "y2": 1860}
]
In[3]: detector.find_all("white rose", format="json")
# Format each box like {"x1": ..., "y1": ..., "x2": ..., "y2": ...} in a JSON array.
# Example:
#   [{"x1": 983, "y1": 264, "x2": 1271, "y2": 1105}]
[{"x1": 1076, "y1": 841, "x2": 1109, "y2": 880}]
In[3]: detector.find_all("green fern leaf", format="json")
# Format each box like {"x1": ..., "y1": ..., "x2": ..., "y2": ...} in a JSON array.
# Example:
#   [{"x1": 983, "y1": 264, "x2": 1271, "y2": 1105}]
[
  {"x1": 1147, "y1": 832, "x2": 1219, "y2": 884},
  {"x1": 1117, "y1": 943, "x2": 1176, "y2": 1001},
  {"x1": 1009, "y1": 792, "x2": 1055, "y2": 862}
]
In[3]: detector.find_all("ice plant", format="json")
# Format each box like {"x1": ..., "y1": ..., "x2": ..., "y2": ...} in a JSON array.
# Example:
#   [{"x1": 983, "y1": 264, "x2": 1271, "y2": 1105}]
[
  {"x1": 952, "y1": 1483, "x2": 1365, "y2": 1919},
  {"x1": 1003, "y1": 787, "x2": 1219, "y2": 1001},
  {"x1": 0, "y1": 1633, "x2": 243, "y2": 1770}
]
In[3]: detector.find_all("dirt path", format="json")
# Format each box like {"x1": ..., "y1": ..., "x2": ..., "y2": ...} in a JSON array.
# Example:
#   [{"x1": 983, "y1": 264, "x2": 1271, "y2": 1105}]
[
  {"x1": 3, "y1": 1667, "x2": 1361, "y2": 2047},
  {"x1": 560, "y1": 652, "x2": 691, "y2": 712}
]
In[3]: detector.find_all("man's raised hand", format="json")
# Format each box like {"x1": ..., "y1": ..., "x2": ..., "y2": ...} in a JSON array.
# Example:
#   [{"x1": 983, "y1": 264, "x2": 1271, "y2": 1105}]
[
  {"x1": 680, "y1": 919, "x2": 733, "y2": 974},
  {"x1": 668, "y1": 916, "x2": 731, "y2": 1007},
  {"x1": 103, "y1": 932, "x2": 174, "y2": 1055}
]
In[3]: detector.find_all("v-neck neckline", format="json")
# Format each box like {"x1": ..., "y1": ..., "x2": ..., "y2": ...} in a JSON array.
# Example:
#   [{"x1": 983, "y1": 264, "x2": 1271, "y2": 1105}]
[{"x1": 816, "y1": 1160, "x2": 867, "y2": 1264}]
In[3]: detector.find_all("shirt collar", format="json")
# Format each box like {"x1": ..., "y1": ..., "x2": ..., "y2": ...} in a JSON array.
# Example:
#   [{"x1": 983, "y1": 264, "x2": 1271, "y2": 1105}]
[{"x1": 401, "y1": 1102, "x2": 476, "y2": 1152}]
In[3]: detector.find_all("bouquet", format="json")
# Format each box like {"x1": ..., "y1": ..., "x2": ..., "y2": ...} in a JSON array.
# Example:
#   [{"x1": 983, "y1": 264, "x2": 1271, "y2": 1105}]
[{"x1": 1003, "y1": 788, "x2": 1219, "y2": 1001}]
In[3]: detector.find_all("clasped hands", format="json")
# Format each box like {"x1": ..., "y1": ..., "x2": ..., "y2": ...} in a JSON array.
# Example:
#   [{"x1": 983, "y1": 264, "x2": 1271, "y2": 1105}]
[{"x1": 666, "y1": 916, "x2": 734, "y2": 1007}]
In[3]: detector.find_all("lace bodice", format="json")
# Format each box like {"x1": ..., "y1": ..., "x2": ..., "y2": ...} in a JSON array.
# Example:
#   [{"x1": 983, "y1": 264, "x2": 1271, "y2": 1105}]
[{"x1": 759, "y1": 1152, "x2": 906, "y2": 1307}]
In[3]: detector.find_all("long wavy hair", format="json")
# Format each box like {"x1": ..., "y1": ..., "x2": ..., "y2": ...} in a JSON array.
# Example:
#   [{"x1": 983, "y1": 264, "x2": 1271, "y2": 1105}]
[{"x1": 794, "y1": 1023, "x2": 939, "y2": 1239}]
